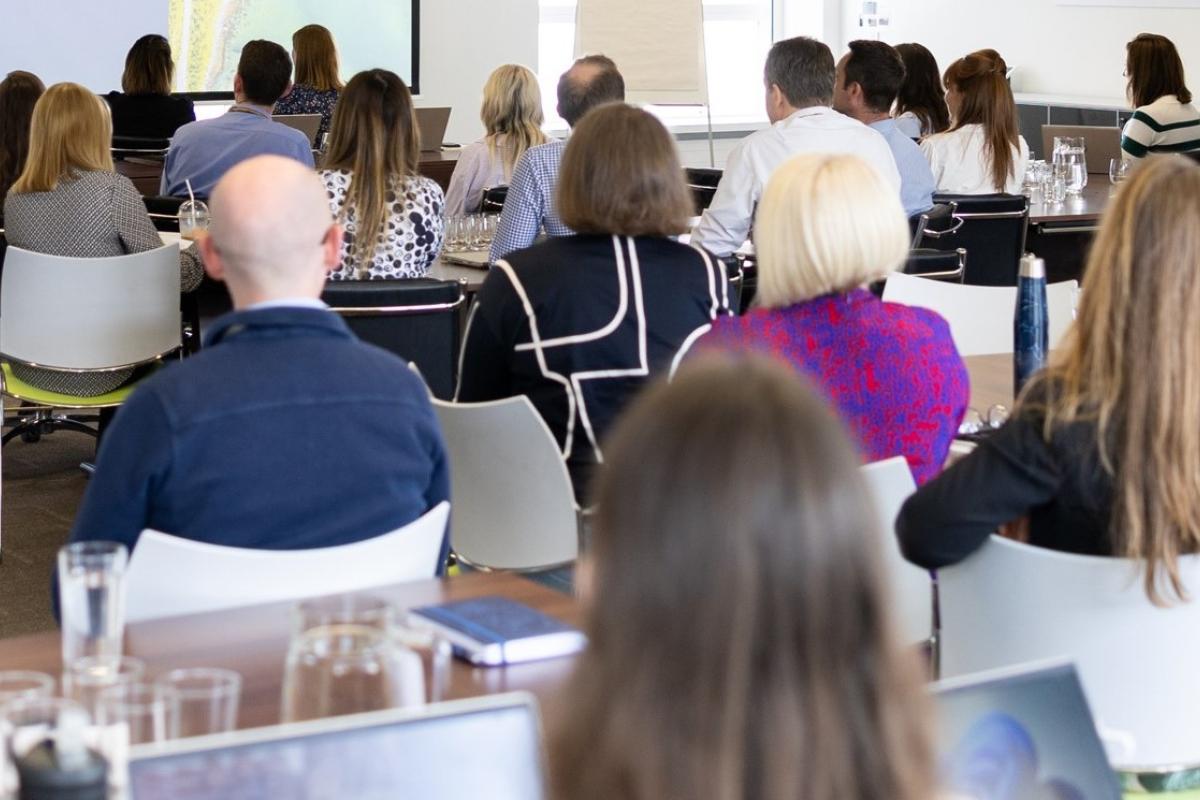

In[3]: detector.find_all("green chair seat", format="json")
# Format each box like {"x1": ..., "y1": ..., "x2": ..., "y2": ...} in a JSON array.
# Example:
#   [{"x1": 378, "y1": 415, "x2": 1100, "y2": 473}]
[{"x1": 1, "y1": 363, "x2": 147, "y2": 408}]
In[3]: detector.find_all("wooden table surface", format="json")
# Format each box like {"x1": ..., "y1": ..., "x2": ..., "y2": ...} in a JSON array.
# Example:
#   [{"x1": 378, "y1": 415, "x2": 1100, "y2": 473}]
[
  {"x1": 965, "y1": 353, "x2": 1015, "y2": 411},
  {"x1": 1027, "y1": 179, "x2": 1111, "y2": 225},
  {"x1": 0, "y1": 573, "x2": 580, "y2": 731}
]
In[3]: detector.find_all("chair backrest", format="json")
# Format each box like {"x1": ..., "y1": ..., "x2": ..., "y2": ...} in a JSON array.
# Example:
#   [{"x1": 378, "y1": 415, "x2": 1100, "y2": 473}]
[
  {"x1": 125, "y1": 501, "x2": 450, "y2": 623},
  {"x1": 908, "y1": 201, "x2": 958, "y2": 249},
  {"x1": 432, "y1": 396, "x2": 579, "y2": 571},
  {"x1": 480, "y1": 186, "x2": 508, "y2": 215},
  {"x1": 903, "y1": 248, "x2": 965, "y2": 283},
  {"x1": 920, "y1": 194, "x2": 1029, "y2": 286},
  {"x1": 939, "y1": 535, "x2": 1200, "y2": 769},
  {"x1": 321, "y1": 279, "x2": 466, "y2": 400},
  {"x1": 143, "y1": 195, "x2": 187, "y2": 233},
  {"x1": 859, "y1": 457, "x2": 933, "y2": 645},
  {"x1": 0, "y1": 245, "x2": 181, "y2": 369},
  {"x1": 685, "y1": 167, "x2": 723, "y2": 214},
  {"x1": 882, "y1": 272, "x2": 1078, "y2": 356}
]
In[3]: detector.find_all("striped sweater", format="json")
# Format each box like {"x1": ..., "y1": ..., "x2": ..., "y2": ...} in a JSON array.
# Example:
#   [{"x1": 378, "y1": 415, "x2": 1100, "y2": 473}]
[{"x1": 1121, "y1": 94, "x2": 1200, "y2": 158}]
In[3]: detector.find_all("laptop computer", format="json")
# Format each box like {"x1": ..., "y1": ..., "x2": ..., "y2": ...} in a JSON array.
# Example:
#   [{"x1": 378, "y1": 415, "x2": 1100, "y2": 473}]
[
  {"x1": 415, "y1": 107, "x2": 452, "y2": 153},
  {"x1": 273, "y1": 113, "x2": 323, "y2": 147},
  {"x1": 1041, "y1": 124, "x2": 1123, "y2": 174},
  {"x1": 932, "y1": 660, "x2": 1122, "y2": 800},
  {"x1": 126, "y1": 692, "x2": 546, "y2": 799}
]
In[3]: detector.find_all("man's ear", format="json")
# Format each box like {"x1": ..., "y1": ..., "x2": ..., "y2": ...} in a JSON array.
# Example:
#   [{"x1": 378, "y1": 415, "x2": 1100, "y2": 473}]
[
  {"x1": 198, "y1": 234, "x2": 224, "y2": 282},
  {"x1": 322, "y1": 223, "x2": 345, "y2": 274}
]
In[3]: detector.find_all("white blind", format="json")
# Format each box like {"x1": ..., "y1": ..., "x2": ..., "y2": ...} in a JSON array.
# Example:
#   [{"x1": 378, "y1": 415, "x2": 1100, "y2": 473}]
[{"x1": 574, "y1": 0, "x2": 708, "y2": 105}]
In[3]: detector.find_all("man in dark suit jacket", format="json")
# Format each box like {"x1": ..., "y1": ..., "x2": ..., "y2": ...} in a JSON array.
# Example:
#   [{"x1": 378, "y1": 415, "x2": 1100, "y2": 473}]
[{"x1": 68, "y1": 155, "x2": 450, "y2": 566}]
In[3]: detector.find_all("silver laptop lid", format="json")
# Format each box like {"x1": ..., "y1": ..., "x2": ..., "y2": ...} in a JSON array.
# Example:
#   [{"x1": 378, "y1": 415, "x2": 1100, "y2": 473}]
[
  {"x1": 127, "y1": 692, "x2": 545, "y2": 800},
  {"x1": 415, "y1": 107, "x2": 451, "y2": 153},
  {"x1": 272, "y1": 114, "x2": 322, "y2": 147},
  {"x1": 932, "y1": 660, "x2": 1122, "y2": 800}
]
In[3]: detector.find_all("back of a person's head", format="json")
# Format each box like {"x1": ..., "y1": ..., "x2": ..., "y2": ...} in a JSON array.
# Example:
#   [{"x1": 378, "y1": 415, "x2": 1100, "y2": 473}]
[
  {"x1": 944, "y1": 50, "x2": 1019, "y2": 187},
  {"x1": 480, "y1": 64, "x2": 546, "y2": 175},
  {"x1": 1126, "y1": 33, "x2": 1191, "y2": 107},
  {"x1": 0, "y1": 70, "x2": 46, "y2": 199},
  {"x1": 556, "y1": 54, "x2": 625, "y2": 127},
  {"x1": 765, "y1": 36, "x2": 835, "y2": 108},
  {"x1": 122, "y1": 34, "x2": 174, "y2": 96},
  {"x1": 755, "y1": 153, "x2": 907, "y2": 307},
  {"x1": 843, "y1": 40, "x2": 906, "y2": 114},
  {"x1": 895, "y1": 42, "x2": 950, "y2": 134},
  {"x1": 556, "y1": 103, "x2": 691, "y2": 238},
  {"x1": 237, "y1": 40, "x2": 293, "y2": 105},
  {"x1": 551, "y1": 354, "x2": 933, "y2": 800},
  {"x1": 11, "y1": 82, "x2": 112, "y2": 195},
  {"x1": 1039, "y1": 154, "x2": 1200, "y2": 605},
  {"x1": 292, "y1": 24, "x2": 343, "y2": 92},
  {"x1": 322, "y1": 69, "x2": 418, "y2": 277}
]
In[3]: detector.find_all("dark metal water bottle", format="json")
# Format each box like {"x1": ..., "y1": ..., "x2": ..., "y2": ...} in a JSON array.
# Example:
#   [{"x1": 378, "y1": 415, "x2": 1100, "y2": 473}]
[{"x1": 1013, "y1": 253, "x2": 1049, "y2": 395}]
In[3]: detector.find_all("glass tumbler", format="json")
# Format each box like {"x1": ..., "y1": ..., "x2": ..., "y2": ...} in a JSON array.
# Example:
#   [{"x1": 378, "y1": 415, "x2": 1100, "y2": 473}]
[
  {"x1": 57, "y1": 542, "x2": 128, "y2": 666},
  {"x1": 155, "y1": 668, "x2": 241, "y2": 738}
]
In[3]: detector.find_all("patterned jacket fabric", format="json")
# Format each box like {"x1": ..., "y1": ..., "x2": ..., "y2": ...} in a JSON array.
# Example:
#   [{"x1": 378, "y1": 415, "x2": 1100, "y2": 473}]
[
  {"x1": 699, "y1": 289, "x2": 969, "y2": 484},
  {"x1": 274, "y1": 84, "x2": 340, "y2": 141}
]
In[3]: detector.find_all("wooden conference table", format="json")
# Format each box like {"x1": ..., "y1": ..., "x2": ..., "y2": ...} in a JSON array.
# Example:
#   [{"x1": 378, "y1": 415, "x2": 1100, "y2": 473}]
[
  {"x1": 964, "y1": 353, "x2": 1013, "y2": 411},
  {"x1": 0, "y1": 572, "x2": 579, "y2": 731}
]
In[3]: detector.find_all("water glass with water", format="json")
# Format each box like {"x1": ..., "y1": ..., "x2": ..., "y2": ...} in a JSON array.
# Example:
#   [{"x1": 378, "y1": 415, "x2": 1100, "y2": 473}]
[
  {"x1": 155, "y1": 668, "x2": 241, "y2": 738},
  {"x1": 1052, "y1": 136, "x2": 1088, "y2": 195},
  {"x1": 57, "y1": 542, "x2": 128, "y2": 666}
]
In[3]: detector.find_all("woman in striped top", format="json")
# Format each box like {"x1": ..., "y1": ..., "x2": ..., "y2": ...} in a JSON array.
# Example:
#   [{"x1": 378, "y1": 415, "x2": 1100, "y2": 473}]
[{"x1": 1120, "y1": 34, "x2": 1200, "y2": 159}]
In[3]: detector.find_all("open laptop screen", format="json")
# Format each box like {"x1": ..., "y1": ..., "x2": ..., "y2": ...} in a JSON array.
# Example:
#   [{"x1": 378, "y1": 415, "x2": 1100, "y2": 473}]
[
  {"x1": 128, "y1": 695, "x2": 545, "y2": 800},
  {"x1": 932, "y1": 662, "x2": 1122, "y2": 800}
]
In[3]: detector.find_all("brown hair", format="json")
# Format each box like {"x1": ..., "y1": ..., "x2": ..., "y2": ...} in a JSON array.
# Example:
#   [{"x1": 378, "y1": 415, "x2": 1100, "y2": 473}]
[
  {"x1": 292, "y1": 24, "x2": 343, "y2": 93},
  {"x1": 551, "y1": 354, "x2": 935, "y2": 800},
  {"x1": 895, "y1": 43, "x2": 949, "y2": 135},
  {"x1": 1126, "y1": 33, "x2": 1191, "y2": 108},
  {"x1": 121, "y1": 34, "x2": 174, "y2": 96},
  {"x1": 1027, "y1": 155, "x2": 1200, "y2": 604},
  {"x1": 0, "y1": 71, "x2": 45, "y2": 201},
  {"x1": 557, "y1": 104, "x2": 691, "y2": 237},
  {"x1": 944, "y1": 50, "x2": 1020, "y2": 190},
  {"x1": 11, "y1": 82, "x2": 113, "y2": 195},
  {"x1": 322, "y1": 69, "x2": 419, "y2": 278},
  {"x1": 237, "y1": 40, "x2": 292, "y2": 106},
  {"x1": 480, "y1": 64, "x2": 548, "y2": 179}
]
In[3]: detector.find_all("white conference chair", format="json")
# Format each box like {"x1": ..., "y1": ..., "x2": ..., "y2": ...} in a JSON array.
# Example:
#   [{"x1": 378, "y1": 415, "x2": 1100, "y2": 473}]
[
  {"x1": 882, "y1": 272, "x2": 1078, "y2": 356},
  {"x1": 939, "y1": 535, "x2": 1200, "y2": 770},
  {"x1": 432, "y1": 396, "x2": 580, "y2": 571},
  {"x1": 859, "y1": 457, "x2": 934, "y2": 646},
  {"x1": 124, "y1": 501, "x2": 450, "y2": 623}
]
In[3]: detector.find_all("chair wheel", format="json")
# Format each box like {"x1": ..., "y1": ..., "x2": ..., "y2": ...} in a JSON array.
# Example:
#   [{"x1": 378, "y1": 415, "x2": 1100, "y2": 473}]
[{"x1": 19, "y1": 429, "x2": 41, "y2": 444}]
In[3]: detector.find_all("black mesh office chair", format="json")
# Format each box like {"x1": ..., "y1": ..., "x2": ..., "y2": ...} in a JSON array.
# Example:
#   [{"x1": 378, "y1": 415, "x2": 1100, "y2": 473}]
[
  {"x1": 143, "y1": 195, "x2": 187, "y2": 233},
  {"x1": 685, "y1": 167, "x2": 723, "y2": 214},
  {"x1": 916, "y1": 194, "x2": 1029, "y2": 286},
  {"x1": 321, "y1": 278, "x2": 468, "y2": 400},
  {"x1": 909, "y1": 202, "x2": 960, "y2": 248},
  {"x1": 904, "y1": 248, "x2": 966, "y2": 282},
  {"x1": 480, "y1": 186, "x2": 508, "y2": 215}
]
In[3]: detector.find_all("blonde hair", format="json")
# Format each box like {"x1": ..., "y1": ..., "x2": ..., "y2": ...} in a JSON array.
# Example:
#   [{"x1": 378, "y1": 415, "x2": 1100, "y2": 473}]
[
  {"x1": 480, "y1": 64, "x2": 547, "y2": 179},
  {"x1": 293, "y1": 24, "x2": 343, "y2": 92},
  {"x1": 755, "y1": 154, "x2": 908, "y2": 307},
  {"x1": 1028, "y1": 154, "x2": 1200, "y2": 604},
  {"x1": 11, "y1": 83, "x2": 113, "y2": 194}
]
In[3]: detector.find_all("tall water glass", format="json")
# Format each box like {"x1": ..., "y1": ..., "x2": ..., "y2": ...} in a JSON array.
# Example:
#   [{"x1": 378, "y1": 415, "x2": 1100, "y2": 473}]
[
  {"x1": 1052, "y1": 136, "x2": 1088, "y2": 195},
  {"x1": 64, "y1": 655, "x2": 145, "y2": 718},
  {"x1": 446, "y1": 216, "x2": 465, "y2": 250},
  {"x1": 156, "y1": 669, "x2": 241, "y2": 738},
  {"x1": 57, "y1": 542, "x2": 128, "y2": 665}
]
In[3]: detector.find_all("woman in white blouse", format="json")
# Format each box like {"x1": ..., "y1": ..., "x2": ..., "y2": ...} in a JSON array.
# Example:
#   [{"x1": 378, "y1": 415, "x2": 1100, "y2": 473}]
[
  {"x1": 920, "y1": 50, "x2": 1028, "y2": 194},
  {"x1": 444, "y1": 64, "x2": 548, "y2": 217}
]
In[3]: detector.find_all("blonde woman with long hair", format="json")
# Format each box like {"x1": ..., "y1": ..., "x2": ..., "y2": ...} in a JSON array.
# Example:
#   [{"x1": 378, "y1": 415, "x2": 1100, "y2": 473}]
[
  {"x1": 900, "y1": 154, "x2": 1200, "y2": 604},
  {"x1": 275, "y1": 24, "x2": 343, "y2": 140},
  {"x1": 444, "y1": 64, "x2": 548, "y2": 216},
  {"x1": 320, "y1": 69, "x2": 444, "y2": 280}
]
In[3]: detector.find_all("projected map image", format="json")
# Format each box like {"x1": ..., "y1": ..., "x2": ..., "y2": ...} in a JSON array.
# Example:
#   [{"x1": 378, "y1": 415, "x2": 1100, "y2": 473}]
[{"x1": 167, "y1": 0, "x2": 414, "y2": 92}]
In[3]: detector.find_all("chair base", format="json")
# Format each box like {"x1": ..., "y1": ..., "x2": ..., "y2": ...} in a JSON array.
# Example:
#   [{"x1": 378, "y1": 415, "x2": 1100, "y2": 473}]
[{"x1": 1, "y1": 411, "x2": 100, "y2": 446}]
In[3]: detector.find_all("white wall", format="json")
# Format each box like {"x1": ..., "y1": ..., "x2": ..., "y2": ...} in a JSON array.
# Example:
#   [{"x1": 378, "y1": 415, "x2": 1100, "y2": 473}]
[
  {"x1": 836, "y1": 0, "x2": 1200, "y2": 104},
  {"x1": 417, "y1": 0, "x2": 540, "y2": 146}
]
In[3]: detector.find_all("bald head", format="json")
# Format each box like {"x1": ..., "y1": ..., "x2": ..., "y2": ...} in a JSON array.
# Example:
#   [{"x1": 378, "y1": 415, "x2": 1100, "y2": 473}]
[
  {"x1": 556, "y1": 55, "x2": 624, "y2": 127},
  {"x1": 201, "y1": 155, "x2": 341, "y2": 307}
]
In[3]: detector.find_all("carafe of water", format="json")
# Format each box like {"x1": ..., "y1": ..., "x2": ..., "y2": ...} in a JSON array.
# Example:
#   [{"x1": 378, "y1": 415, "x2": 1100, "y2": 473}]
[{"x1": 1052, "y1": 136, "x2": 1088, "y2": 195}]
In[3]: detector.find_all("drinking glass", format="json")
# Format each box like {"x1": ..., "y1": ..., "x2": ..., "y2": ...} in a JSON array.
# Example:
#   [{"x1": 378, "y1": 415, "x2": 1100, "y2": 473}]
[
  {"x1": 446, "y1": 216, "x2": 465, "y2": 251},
  {"x1": 1052, "y1": 136, "x2": 1088, "y2": 195},
  {"x1": 177, "y1": 199, "x2": 210, "y2": 241},
  {"x1": 1041, "y1": 165, "x2": 1068, "y2": 205},
  {"x1": 57, "y1": 542, "x2": 128, "y2": 666},
  {"x1": 464, "y1": 214, "x2": 484, "y2": 252},
  {"x1": 95, "y1": 683, "x2": 180, "y2": 745},
  {"x1": 0, "y1": 673, "x2": 54, "y2": 708},
  {"x1": 155, "y1": 668, "x2": 241, "y2": 738},
  {"x1": 64, "y1": 655, "x2": 145, "y2": 718},
  {"x1": 1109, "y1": 157, "x2": 1130, "y2": 186}
]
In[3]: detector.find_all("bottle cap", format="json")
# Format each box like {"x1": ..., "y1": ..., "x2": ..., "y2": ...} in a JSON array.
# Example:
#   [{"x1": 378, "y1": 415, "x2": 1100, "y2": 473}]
[
  {"x1": 1019, "y1": 253, "x2": 1046, "y2": 279},
  {"x1": 14, "y1": 708, "x2": 107, "y2": 800}
]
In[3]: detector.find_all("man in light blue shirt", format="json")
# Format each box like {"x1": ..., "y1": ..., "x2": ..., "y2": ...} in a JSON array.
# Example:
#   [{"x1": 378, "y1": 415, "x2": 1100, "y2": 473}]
[
  {"x1": 489, "y1": 55, "x2": 625, "y2": 262},
  {"x1": 162, "y1": 40, "x2": 314, "y2": 197},
  {"x1": 833, "y1": 40, "x2": 934, "y2": 218}
]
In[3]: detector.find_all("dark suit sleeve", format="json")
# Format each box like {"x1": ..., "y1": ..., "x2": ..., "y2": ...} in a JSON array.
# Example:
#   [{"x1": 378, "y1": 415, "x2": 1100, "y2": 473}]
[
  {"x1": 896, "y1": 409, "x2": 1063, "y2": 569},
  {"x1": 455, "y1": 273, "x2": 517, "y2": 402}
]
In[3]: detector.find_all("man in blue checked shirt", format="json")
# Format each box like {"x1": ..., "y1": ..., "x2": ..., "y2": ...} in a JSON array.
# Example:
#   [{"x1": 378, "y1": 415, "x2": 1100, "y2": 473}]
[{"x1": 489, "y1": 55, "x2": 625, "y2": 262}]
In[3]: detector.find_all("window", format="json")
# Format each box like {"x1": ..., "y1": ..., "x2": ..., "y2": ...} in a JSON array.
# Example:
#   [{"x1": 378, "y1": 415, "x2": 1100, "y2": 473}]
[{"x1": 538, "y1": 0, "x2": 776, "y2": 129}]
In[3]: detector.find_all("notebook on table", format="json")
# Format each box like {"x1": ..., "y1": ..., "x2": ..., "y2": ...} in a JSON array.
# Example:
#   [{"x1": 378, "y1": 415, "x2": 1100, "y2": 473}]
[
  {"x1": 932, "y1": 660, "x2": 1122, "y2": 800},
  {"x1": 127, "y1": 692, "x2": 546, "y2": 800},
  {"x1": 272, "y1": 114, "x2": 322, "y2": 147}
]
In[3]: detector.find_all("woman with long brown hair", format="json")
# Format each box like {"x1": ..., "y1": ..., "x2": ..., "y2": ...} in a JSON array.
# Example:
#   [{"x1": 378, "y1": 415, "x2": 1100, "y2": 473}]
[
  {"x1": 445, "y1": 64, "x2": 548, "y2": 216},
  {"x1": 320, "y1": 69, "x2": 444, "y2": 279},
  {"x1": 0, "y1": 70, "x2": 44, "y2": 214},
  {"x1": 919, "y1": 49, "x2": 1028, "y2": 193},
  {"x1": 104, "y1": 34, "x2": 194, "y2": 139},
  {"x1": 1120, "y1": 34, "x2": 1200, "y2": 159},
  {"x1": 894, "y1": 42, "x2": 949, "y2": 138},
  {"x1": 275, "y1": 24, "x2": 343, "y2": 140},
  {"x1": 899, "y1": 154, "x2": 1200, "y2": 604},
  {"x1": 551, "y1": 354, "x2": 935, "y2": 800}
]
